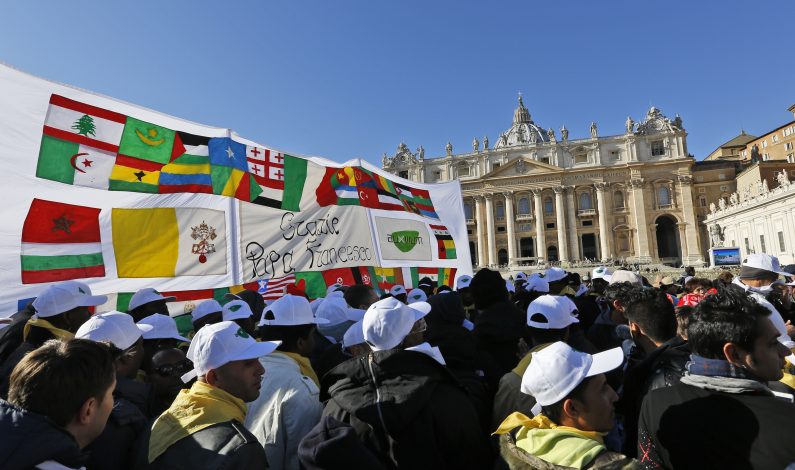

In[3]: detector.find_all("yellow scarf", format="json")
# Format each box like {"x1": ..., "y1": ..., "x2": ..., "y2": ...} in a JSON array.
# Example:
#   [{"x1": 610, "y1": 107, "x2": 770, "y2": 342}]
[
  {"x1": 148, "y1": 380, "x2": 247, "y2": 463},
  {"x1": 279, "y1": 351, "x2": 320, "y2": 387},
  {"x1": 23, "y1": 318, "x2": 74, "y2": 342},
  {"x1": 493, "y1": 412, "x2": 605, "y2": 444},
  {"x1": 558, "y1": 286, "x2": 578, "y2": 297}
]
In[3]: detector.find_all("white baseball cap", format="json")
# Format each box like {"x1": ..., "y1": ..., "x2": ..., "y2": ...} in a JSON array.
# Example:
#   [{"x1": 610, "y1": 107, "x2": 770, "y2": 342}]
[
  {"x1": 592, "y1": 267, "x2": 612, "y2": 281},
  {"x1": 316, "y1": 296, "x2": 364, "y2": 326},
  {"x1": 128, "y1": 288, "x2": 176, "y2": 311},
  {"x1": 137, "y1": 313, "x2": 190, "y2": 342},
  {"x1": 326, "y1": 283, "x2": 345, "y2": 296},
  {"x1": 609, "y1": 270, "x2": 643, "y2": 286},
  {"x1": 191, "y1": 299, "x2": 223, "y2": 322},
  {"x1": 183, "y1": 321, "x2": 280, "y2": 382},
  {"x1": 222, "y1": 300, "x2": 253, "y2": 322},
  {"x1": 456, "y1": 275, "x2": 472, "y2": 290},
  {"x1": 506, "y1": 280, "x2": 516, "y2": 293},
  {"x1": 76, "y1": 311, "x2": 147, "y2": 350},
  {"x1": 389, "y1": 285, "x2": 407, "y2": 296},
  {"x1": 544, "y1": 267, "x2": 568, "y2": 283},
  {"x1": 521, "y1": 341, "x2": 624, "y2": 406},
  {"x1": 526, "y1": 277, "x2": 550, "y2": 293},
  {"x1": 259, "y1": 294, "x2": 330, "y2": 326},
  {"x1": 32, "y1": 281, "x2": 108, "y2": 318},
  {"x1": 527, "y1": 295, "x2": 580, "y2": 330},
  {"x1": 310, "y1": 298, "x2": 324, "y2": 315},
  {"x1": 363, "y1": 297, "x2": 431, "y2": 351},
  {"x1": 514, "y1": 272, "x2": 528, "y2": 281},
  {"x1": 407, "y1": 289, "x2": 428, "y2": 304},
  {"x1": 743, "y1": 253, "x2": 790, "y2": 276},
  {"x1": 342, "y1": 320, "x2": 366, "y2": 349}
]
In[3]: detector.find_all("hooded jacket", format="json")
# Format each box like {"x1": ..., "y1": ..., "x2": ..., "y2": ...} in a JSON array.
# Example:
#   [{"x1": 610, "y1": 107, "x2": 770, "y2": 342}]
[
  {"x1": 322, "y1": 349, "x2": 492, "y2": 470},
  {"x1": 472, "y1": 299, "x2": 527, "y2": 388},
  {"x1": 245, "y1": 352, "x2": 323, "y2": 470},
  {"x1": 0, "y1": 399, "x2": 86, "y2": 470}
]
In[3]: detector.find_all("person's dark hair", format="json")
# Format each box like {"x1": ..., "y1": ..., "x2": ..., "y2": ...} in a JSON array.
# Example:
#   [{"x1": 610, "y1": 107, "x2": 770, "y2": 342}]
[
  {"x1": 688, "y1": 285, "x2": 771, "y2": 359},
  {"x1": 470, "y1": 268, "x2": 508, "y2": 309},
  {"x1": 623, "y1": 288, "x2": 677, "y2": 343},
  {"x1": 8, "y1": 339, "x2": 118, "y2": 427},
  {"x1": 540, "y1": 375, "x2": 593, "y2": 424},
  {"x1": 716, "y1": 271, "x2": 735, "y2": 286},
  {"x1": 685, "y1": 266, "x2": 696, "y2": 276},
  {"x1": 527, "y1": 326, "x2": 569, "y2": 347},
  {"x1": 259, "y1": 324, "x2": 315, "y2": 352},
  {"x1": 684, "y1": 277, "x2": 712, "y2": 293},
  {"x1": 603, "y1": 282, "x2": 640, "y2": 306},
  {"x1": 344, "y1": 284, "x2": 375, "y2": 309}
]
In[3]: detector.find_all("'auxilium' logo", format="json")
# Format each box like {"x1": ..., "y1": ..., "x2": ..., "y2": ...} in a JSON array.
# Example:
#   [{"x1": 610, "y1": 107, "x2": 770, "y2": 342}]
[{"x1": 388, "y1": 230, "x2": 423, "y2": 252}]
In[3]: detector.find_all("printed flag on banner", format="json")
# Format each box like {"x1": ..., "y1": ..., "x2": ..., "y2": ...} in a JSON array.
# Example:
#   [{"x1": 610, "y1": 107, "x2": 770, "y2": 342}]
[
  {"x1": 111, "y1": 207, "x2": 227, "y2": 278},
  {"x1": 375, "y1": 267, "x2": 405, "y2": 291},
  {"x1": 316, "y1": 166, "x2": 361, "y2": 206},
  {"x1": 117, "y1": 116, "x2": 176, "y2": 165},
  {"x1": 247, "y1": 146, "x2": 284, "y2": 207},
  {"x1": 109, "y1": 155, "x2": 162, "y2": 193},
  {"x1": 21, "y1": 199, "x2": 105, "y2": 284},
  {"x1": 407, "y1": 267, "x2": 457, "y2": 289},
  {"x1": 430, "y1": 224, "x2": 457, "y2": 259},
  {"x1": 159, "y1": 132, "x2": 213, "y2": 194},
  {"x1": 37, "y1": 95, "x2": 125, "y2": 189},
  {"x1": 256, "y1": 274, "x2": 296, "y2": 302},
  {"x1": 394, "y1": 183, "x2": 439, "y2": 219},
  {"x1": 208, "y1": 137, "x2": 263, "y2": 202}
]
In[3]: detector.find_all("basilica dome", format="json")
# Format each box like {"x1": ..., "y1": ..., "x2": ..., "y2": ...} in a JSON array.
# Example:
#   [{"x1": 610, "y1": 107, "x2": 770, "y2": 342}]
[{"x1": 495, "y1": 95, "x2": 549, "y2": 148}]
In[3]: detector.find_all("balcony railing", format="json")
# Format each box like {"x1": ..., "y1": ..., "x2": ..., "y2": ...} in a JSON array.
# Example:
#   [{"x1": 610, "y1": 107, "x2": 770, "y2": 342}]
[
  {"x1": 577, "y1": 209, "x2": 597, "y2": 217},
  {"x1": 516, "y1": 213, "x2": 534, "y2": 221}
]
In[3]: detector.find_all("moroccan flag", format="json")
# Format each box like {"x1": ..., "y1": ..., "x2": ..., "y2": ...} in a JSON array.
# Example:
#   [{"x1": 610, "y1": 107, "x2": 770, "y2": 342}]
[
  {"x1": 159, "y1": 132, "x2": 213, "y2": 194},
  {"x1": 37, "y1": 94, "x2": 125, "y2": 188},
  {"x1": 109, "y1": 155, "x2": 162, "y2": 193},
  {"x1": 21, "y1": 199, "x2": 105, "y2": 284},
  {"x1": 117, "y1": 117, "x2": 176, "y2": 165},
  {"x1": 316, "y1": 167, "x2": 360, "y2": 206},
  {"x1": 430, "y1": 224, "x2": 457, "y2": 259},
  {"x1": 111, "y1": 207, "x2": 227, "y2": 278}
]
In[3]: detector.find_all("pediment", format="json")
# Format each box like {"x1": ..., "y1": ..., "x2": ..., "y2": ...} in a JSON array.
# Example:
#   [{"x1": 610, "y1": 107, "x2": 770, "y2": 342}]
[{"x1": 487, "y1": 157, "x2": 562, "y2": 178}]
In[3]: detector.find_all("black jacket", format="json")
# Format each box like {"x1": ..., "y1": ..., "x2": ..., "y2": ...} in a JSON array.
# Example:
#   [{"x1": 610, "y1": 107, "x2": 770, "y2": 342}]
[
  {"x1": 472, "y1": 299, "x2": 526, "y2": 388},
  {"x1": 619, "y1": 337, "x2": 689, "y2": 457},
  {"x1": 0, "y1": 304, "x2": 34, "y2": 367},
  {"x1": 85, "y1": 377, "x2": 154, "y2": 470},
  {"x1": 149, "y1": 419, "x2": 268, "y2": 470},
  {"x1": 0, "y1": 399, "x2": 86, "y2": 470},
  {"x1": 638, "y1": 378, "x2": 795, "y2": 469},
  {"x1": 322, "y1": 349, "x2": 492, "y2": 470},
  {"x1": 298, "y1": 416, "x2": 387, "y2": 470}
]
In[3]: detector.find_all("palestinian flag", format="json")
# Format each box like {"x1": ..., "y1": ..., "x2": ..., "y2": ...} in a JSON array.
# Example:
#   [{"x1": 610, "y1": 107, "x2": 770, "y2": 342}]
[
  {"x1": 37, "y1": 94, "x2": 125, "y2": 189},
  {"x1": 21, "y1": 199, "x2": 105, "y2": 284},
  {"x1": 159, "y1": 131, "x2": 213, "y2": 194},
  {"x1": 430, "y1": 224, "x2": 457, "y2": 259}
]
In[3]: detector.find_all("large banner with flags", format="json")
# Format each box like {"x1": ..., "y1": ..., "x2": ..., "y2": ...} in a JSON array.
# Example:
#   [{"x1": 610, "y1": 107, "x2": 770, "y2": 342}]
[{"x1": 0, "y1": 63, "x2": 471, "y2": 315}]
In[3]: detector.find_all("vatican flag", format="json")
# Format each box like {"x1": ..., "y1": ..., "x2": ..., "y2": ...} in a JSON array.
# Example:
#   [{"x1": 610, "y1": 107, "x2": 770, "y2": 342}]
[{"x1": 111, "y1": 207, "x2": 227, "y2": 278}]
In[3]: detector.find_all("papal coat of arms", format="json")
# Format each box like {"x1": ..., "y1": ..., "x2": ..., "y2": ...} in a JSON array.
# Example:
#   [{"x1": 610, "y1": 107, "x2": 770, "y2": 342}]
[{"x1": 191, "y1": 220, "x2": 217, "y2": 263}]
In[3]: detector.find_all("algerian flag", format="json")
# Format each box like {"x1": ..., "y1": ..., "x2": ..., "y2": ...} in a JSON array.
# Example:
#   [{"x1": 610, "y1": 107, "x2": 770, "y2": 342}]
[
  {"x1": 38, "y1": 136, "x2": 116, "y2": 189},
  {"x1": 111, "y1": 207, "x2": 227, "y2": 278}
]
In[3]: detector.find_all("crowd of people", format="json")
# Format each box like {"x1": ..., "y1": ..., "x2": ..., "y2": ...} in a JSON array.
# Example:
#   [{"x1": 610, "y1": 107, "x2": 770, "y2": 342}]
[{"x1": 2, "y1": 252, "x2": 795, "y2": 469}]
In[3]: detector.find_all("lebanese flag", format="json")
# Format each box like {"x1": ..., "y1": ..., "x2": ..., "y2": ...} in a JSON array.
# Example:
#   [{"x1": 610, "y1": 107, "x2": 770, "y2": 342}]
[
  {"x1": 42, "y1": 94, "x2": 126, "y2": 152},
  {"x1": 21, "y1": 199, "x2": 105, "y2": 284}
]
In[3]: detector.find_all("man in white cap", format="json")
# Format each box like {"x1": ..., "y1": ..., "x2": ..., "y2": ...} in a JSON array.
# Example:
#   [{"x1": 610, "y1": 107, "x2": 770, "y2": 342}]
[
  {"x1": 389, "y1": 284, "x2": 408, "y2": 303},
  {"x1": 492, "y1": 295, "x2": 580, "y2": 431},
  {"x1": 148, "y1": 321, "x2": 279, "y2": 469},
  {"x1": 190, "y1": 299, "x2": 223, "y2": 334},
  {"x1": 545, "y1": 267, "x2": 576, "y2": 296},
  {"x1": 137, "y1": 313, "x2": 191, "y2": 373},
  {"x1": 455, "y1": 274, "x2": 476, "y2": 319},
  {"x1": 0, "y1": 280, "x2": 107, "y2": 398},
  {"x1": 342, "y1": 320, "x2": 370, "y2": 358},
  {"x1": 323, "y1": 297, "x2": 492, "y2": 469},
  {"x1": 494, "y1": 342, "x2": 628, "y2": 469},
  {"x1": 246, "y1": 294, "x2": 329, "y2": 470},
  {"x1": 76, "y1": 312, "x2": 153, "y2": 470},
  {"x1": 128, "y1": 288, "x2": 176, "y2": 323},
  {"x1": 407, "y1": 288, "x2": 428, "y2": 304},
  {"x1": 222, "y1": 299, "x2": 257, "y2": 337},
  {"x1": 733, "y1": 253, "x2": 795, "y2": 344}
]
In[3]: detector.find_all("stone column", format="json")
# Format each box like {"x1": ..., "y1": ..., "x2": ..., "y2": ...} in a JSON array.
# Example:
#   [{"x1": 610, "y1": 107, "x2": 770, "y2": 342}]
[
  {"x1": 630, "y1": 179, "x2": 652, "y2": 263},
  {"x1": 504, "y1": 192, "x2": 517, "y2": 267},
  {"x1": 474, "y1": 196, "x2": 485, "y2": 267},
  {"x1": 565, "y1": 187, "x2": 580, "y2": 261},
  {"x1": 484, "y1": 194, "x2": 497, "y2": 267},
  {"x1": 532, "y1": 189, "x2": 546, "y2": 262},
  {"x1": 678, "y1": 175, "x2": 705, "y2": 265},
  {"x1": 595, "y1": 183, "x2": 611, "y2": 262},
  {"x1": 554, "y1": 187, "x2": 569, "y2": 262}
]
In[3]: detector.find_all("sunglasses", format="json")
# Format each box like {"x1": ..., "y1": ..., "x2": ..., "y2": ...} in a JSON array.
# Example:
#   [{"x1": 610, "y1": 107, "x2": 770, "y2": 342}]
[{"x1": 153, "y1": 359, "x2": 193, "y2": 377}]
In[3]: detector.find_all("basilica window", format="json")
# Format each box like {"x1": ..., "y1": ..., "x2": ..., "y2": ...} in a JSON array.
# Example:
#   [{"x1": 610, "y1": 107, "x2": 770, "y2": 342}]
[
  {"x1": 433, "y1": 170, "x2": 442, "y2": 181},
  {"x1": 398, "y1": 170, "x2": 409, "y2": 179},
  {"x1": 458, "y1": 166, "x2": 470, "y2": 177},
  {"x1": 544, "y1": 197, "x2": 554, "y2": 215},
  {"x1": 651, "y1": 140, "x2": 666, "y2": 157},
  {"x1": 657, "y1": 186, "x2": 672, "y2": 206},
  {"x1": 579, "y1": 192, "x2": 593, "y2": 210},
  {"x1": 464, "y1": 202, "x2": 474, "y2": 220},
  {"x1": 518, "y1": 197, "x2": 531, "y2": 215},
  {"x1": 496, "y1": 202, "x2": 505, "y2": 220},
  {"x1": 575, "y1": 153, "x2": 588, "y2": 164},
  {"x1": 698, "y1": 196, "x2": 707, "y2": 207},
  {"x1": 614, "y1": 191, "x2": 625, "y2": 209}
]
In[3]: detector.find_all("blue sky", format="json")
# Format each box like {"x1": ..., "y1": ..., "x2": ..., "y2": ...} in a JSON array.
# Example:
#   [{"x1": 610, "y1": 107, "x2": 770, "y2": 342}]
[{"x1": 2, "y1": 1, "x2": 793, "y2": 164}]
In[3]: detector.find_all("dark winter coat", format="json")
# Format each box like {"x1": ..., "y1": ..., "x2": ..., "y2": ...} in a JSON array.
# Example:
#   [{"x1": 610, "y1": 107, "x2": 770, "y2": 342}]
[
  {"x1": 472, "y1": 299, "x2": 527, "y2": 387},
  {"x1": 0, "y1": 399, "x2": 86, "y2": 470},
  {"x1": 322, "y1": 349, "x2": 492, "y2": 470}
]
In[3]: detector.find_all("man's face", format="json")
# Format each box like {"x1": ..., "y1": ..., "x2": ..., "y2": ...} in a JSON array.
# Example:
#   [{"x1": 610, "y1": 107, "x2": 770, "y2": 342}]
[
  {"x1": 214, "y1": 358, "x2": 265, "y2": 403},
  {"x1": 402, "y1": 318, "x2": 427, "y2": 348},
  {"x1": 65, "y1": 306, "x2": 92, "y2": 333},
  {"x1": 148, "y1": 348, "x2": 190, "y2": 401},
  {"x1": 87, "y1": 376, "x2": 116, "y2": 445},
  {"x1": 744, "y1": 316, "x2": 789, "y2": 382},
  {"x1": 570, "y1": 373, "x2": 618, "y2": 433}
]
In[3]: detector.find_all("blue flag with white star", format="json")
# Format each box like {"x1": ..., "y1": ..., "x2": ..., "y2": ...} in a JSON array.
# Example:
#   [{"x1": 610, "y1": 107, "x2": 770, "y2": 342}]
[{"x1": 208, "y1": 137, "x2": 249, "y2": 171}]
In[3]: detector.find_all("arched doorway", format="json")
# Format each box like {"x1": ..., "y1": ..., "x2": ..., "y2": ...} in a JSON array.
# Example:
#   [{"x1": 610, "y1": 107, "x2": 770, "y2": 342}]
[
  {"x1": 656, "y1": 215, "x2": 681, "y2": 265},
  {"x1": 498, "y1": 249, "x2": 509, "y2": 266},
  {"x1": 547, "y1": 246, "x2": 558, "y2": 262},
  {"x1": 581, "y1": 234, "x2": 597, "y2": 260},
  {"x1": 469, "y1": 241, "x2": 477, "y2": 266}
]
